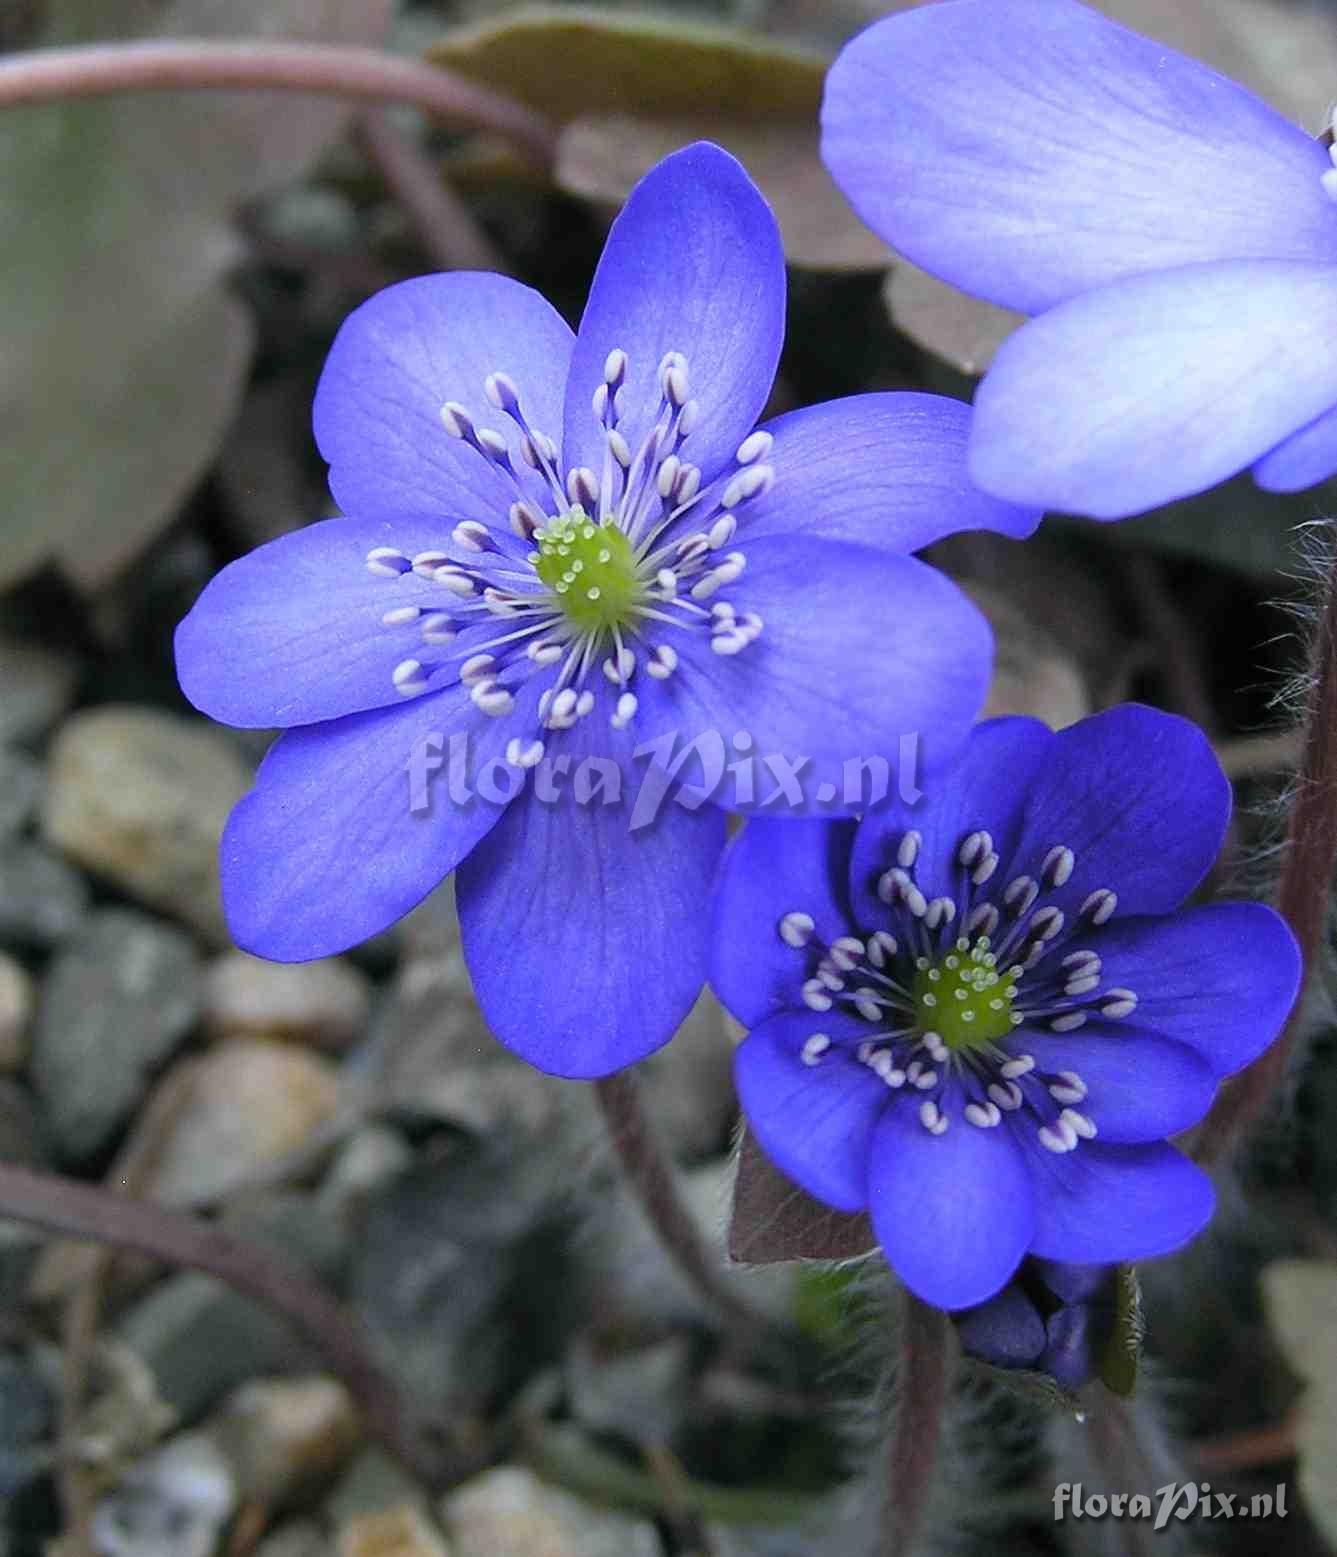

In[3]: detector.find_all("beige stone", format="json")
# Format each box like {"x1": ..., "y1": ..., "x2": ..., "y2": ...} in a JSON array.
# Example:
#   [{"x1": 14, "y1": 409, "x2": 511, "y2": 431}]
[
  {"x1": 441, "y1": 1466, "x2": 661, "y2": 1557},
  {"x1": 338, "y1": 1505, "x2": 452, "y2": 1557},
  {"x1": 212, "y1": 1374, "x2": 361, "y2": 1506},
  {"x1": 0, "y1": 952, "x2": 33, "y2": 1072},
  {"x1": 203, "y1": 950, "x2": 371, "y2": 1050}
]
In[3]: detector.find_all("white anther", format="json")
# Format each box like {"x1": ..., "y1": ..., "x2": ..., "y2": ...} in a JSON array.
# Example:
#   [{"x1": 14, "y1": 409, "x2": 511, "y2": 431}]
[
  {"x1": 411, "y1": 549, "x2": 451, "y2": 578},
  {"x1": 711, "y1": 630, "x2": 751, "y2": 656},
  {"x1": 1049, "y1": 1081, "x2": 1087, "y2": 1106},
  {"x1": 1063, "y1": 949, "x2": 1100, "y2": 969},
  {"x1": 707, "y1": 514, "x2": 737, "y2": 549},
  {"x1": 509, "y1": 501, "x2": 542, "y2": 540},
  {"x1": 452, "y1": 520, "x2": 491, "y2": 553},
  {"x1": 966, "y1": 903, "x2": 1000, "y2": 937},
  {"x1": 1063, "y1": 974, "x2": 1101, "y2": 997},
  {"x1": 1081, "y1": 888, "x2": 1118, "y2": 924},
  {"x1": 575, "y1": 690, "x2": 595, "y2": 718},
  {"x1": 646, "y1": 644, "x2": 679, "y2": 679},
  {"x1": 663, "y1": 364, "x2": 690, "y2": 408},
  {"x1": 366, "y1": 546, "x2": 409, "y2": 577},
  {"x1": 505, "y1": 737, "x2": 546, "y2": 770},
  {"x1": 677, "y1": 398, "x2": 701, "y2": 437},
  {"x1": 602, "y1": 647, "x2": 636, "y2": 683},
  {"x1": 548, "y1": 688, "x2": 578, "y2": 725},
  {"x1": 459, "y1": 653, "x2": 496, "y2": 684},
  {"x1": 877, "y1": 871, "x2": 897, "y2": 905},
  {"x1": 592, "y1": 383, "x2": 609, "y2": 422},
  {"x1": 779, "y1": 911, "x2": 816, "y2": 948},
  {"x1": 721, "y1": 463, "x2": 774, "y2": 509},
  {"x1": 392, "y1": 659, "x2": 429, "y2": 697},
  {"x1": 608, "y1": 429, "x2": 632, "y2": 468},
  {"x1": 957, "y1": 830, "x2": 989, "y2": 868},
  {"x1": 674, "y1": 463, "x2": 701, "y2": 503},
  {"x1": 1004, "y1": 875, "x2": 1038, "y2": 914},
  {"x1": 603, "y1": 347, "x2": 627, "y2": 386},
  {"x1": 1042, "y1": 845, "x2": 1075, "y2": 887},
  {"x1": 736, "y1": 429, "x2": 774, "y2": 466},
  {"x1": 1055, "y1": 1069, "x2": 1088, "y2": 1098},
  {"x1": 691, "y1": 570, "x2": 724, "y2": 602},
  {"x1": 919, "y1": 1099, "x2": 948, "y2": 1135},
  {"x1": 1049, "y1": 1011, "x2": 1087, "y2": 1033},
  {"x1": 914, "y1": 1068, "x2": 938, "y2": 1090},
  {"x1": 867, "y1": 930, "x2": 897, "y2": 968},
  {"x1": 816, "y1": 965, "x2": 844, "y2": 992},
  {"x1": 381, "y1": 605, "x2": 421, "y2": 627},
  {"x1": 988, "y1": 1081, "x2": 1023, "y2": 1111},
  {"x1": 656, "y1": 455, "x2": 681, "y2": 499},
  {"x1": 924, "y1": 897, "x2": 956, "y2": 931},
  {"x1": 802, "y1": 980, "x2": 833, "y2": 1012},
  {"x1": 800, "y1": 1033, "x2": 830, "y2": 1066},
  {"x1": 420, "y1": 613, "x2": 456, "y2": 645},
  {"x1": 1039, "y1": 1121, "x2": 1078, "y2": 1154},
  {"x1": 1028, "y1": 907, "x2": 1065, "y2": 942},
  {"x1": 829, "y1": 936, "x2": 864, "y2": 970},
  {"x1": 973, "y1": 853, "x2": 999, "y2": 886},
  {"x1": 898, "y1": 831, "x2": 922, "y2": 868},
  {"x1": 434, "y1": 567, "x2": 476, "y2": 598},
  {"x1": 566, "y1": 467, "x2": 599, "y2": 505},
  {"x1": 1000, "y1": 1054, "x2": 1035, "y2": 1079},
  {"x1": 483, "y1": 371, "x2": 520, "y2": 413},
  {"x1": 439, "y1": 401, "x2": 473, "y2": 439},
  {"x1": 612, "y1": 691, "x2": 638, "y2": 728},
  {"x1": 905, "y1": 884, "x2": 928, "y2": 918},
  {"x1": 528, "y1": 641, "x2": 565, "y2": 667},
  {"x1": 964, "y1": 1101, "x2": 1002, "y2": 1129},
  {"x1": 1100, "y1": 989, "x2": 1138, "y2": 1019},
  {"x1": 477, "y1": 428, "x2": 509, "y2": 463},
  {"x1": 1061, "y1": 1107, "x2": 1097, "y2": 1139},
  {"x1": 655, "y1": 569, "x2": 679, "y2": 600},
  {"x1": 854, "y1": 993, "x2": 882, "y2": 1022}
]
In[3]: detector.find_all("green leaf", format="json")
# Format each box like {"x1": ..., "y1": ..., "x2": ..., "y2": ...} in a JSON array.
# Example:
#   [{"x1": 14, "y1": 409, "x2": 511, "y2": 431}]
[
  {"x1": 0, "y1": 0, "x2": 393, "y2": 592},
  {"x1": 1261, "y1": 1259, "x2": 1337, "y2": 1545},
  {"x1": 1098, "y1": 1264, "x2": 1144, "y2": 1398},
  {"x1": 429, "y1": 6, "x2": 889, "y2": 269}
]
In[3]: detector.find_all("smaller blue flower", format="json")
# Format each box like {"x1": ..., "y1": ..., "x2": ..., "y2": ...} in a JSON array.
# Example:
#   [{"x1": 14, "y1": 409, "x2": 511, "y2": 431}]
[
  {"x1": 821, "y1": 0, "x2": 1337, "y2": 517},
  {"x1": 956, "y1": 1259, "x2": 1117, "y2": 1391},
  {"x1": 712, "y1": 706, "x2": 1301, "y2": 1310},
  {"x1": 175, "y1": 141, "x2": 1038, "y2": 1081}
]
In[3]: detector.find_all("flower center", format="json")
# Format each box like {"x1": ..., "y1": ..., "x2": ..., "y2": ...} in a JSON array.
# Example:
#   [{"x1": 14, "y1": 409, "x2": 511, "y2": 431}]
[
  {"x1": 911, "y1": 938, "x2": 1019, "y2": 1051},
  {"x1": 532, "y1": 506, "x2": 640, "y2": 634}
]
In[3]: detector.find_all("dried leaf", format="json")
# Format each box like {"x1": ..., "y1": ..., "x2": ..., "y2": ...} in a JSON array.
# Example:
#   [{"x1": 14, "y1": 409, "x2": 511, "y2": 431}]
[
  {"x1": 1261, "y1": 1259, "x2": 1337, "y2": 1544},
  {"x1": 0, "y1": 0, "x2": 393, "y2": 592},
  {"x1": 431, "y1": 6, "x2": 889, "y2": 269},
  {"x1": 728, "y1": 1129, "x2": 875, "y2": 1265}
]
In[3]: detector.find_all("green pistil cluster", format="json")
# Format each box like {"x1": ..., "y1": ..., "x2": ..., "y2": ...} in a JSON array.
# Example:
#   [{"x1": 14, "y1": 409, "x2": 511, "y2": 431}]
[
  {"x1": 912, "y1": 936, "x2": 1020, "y2": 1051},
  {"x1": 532, "y1": 505, "x2": 640, "y2": 634}
]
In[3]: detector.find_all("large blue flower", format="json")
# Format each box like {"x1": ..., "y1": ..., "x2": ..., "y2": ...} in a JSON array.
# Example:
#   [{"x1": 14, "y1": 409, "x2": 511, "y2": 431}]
[
  {"x1": 175, "y1": 142, "x2": 1038, "y2": 1080},
  {"x1": 821, "y1": 0, "x2": 1337, "y2": 517},
  {"x1": 712, "y1": 707, "x2": 1301, "y2": 1309}
]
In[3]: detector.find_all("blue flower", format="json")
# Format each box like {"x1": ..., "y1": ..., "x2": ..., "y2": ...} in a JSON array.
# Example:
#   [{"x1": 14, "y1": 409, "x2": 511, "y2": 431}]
[
  {"x1": 175, "y1": 142, "x2": 1038, "y2": 1080},
  {"x1": 956, "y1": 1260, "x2": 1117, "y2": 1391},
  {"x1": 821, "y1": 0, "x2": 1337, "y2": 518},
  {"x1": 712, "y1": 706, "x2": 1301, "y2": 1309}
]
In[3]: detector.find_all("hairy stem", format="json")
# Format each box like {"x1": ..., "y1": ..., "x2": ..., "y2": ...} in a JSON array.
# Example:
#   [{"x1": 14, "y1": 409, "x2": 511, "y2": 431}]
[
  {"x1": 1194, "y1": 544, "x2": 1337, "y2": 1163},
  {"x1": 0, "y1": 40, "x2": 555, "y2": 166},
  {"x1": 0, "y1": 1162, "x2": 471, "y2": 1491},
  {"x1": 883, "y1": 1290, "x2": 952, "y2": 1556},
  {"x1": 594, "y1": 1071, "x2": 766, "y2": 1333}
]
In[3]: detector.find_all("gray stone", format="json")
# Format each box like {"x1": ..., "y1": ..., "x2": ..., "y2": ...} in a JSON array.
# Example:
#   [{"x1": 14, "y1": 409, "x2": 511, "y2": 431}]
[
  {"x1": 90, "y1": 1432, "x2": 236, "y2": 1557},
  {"x1": 326, "y1": 1447, "x2": 429, "y2": 1528},
  {"x1": 0, "y1": 839, "x2": 89, "y2": 952},
  {"x1": 30, "y1": 909, "x2": 200, "y2": 1161},
  {"x1": 41, "y1": 705, "x2": 250, "y2": 944},
  {"x1": 0, "y1": 636, "x2": 79, "y2": 746},
  {"x1": 441, "y1": 1465, "x2": 662, "y2": 1557},
  {"x1": 0, "y1": 747, "x2": 41, "y2": 841},
  {"x1": 0, "y1": 1078, "x2": 41, "y2": 1166},
  {"x1": 203, "y1": 950, "x2": 372, "y2": 1050},
  {"x1": 253, "y1": 1523, "x2": 328, "y2": 1557},
  {"x1": 0, "y1": 954, "x2": 33, "y2": 1072},
  {"x1": 0, "y1": 1349, "x2": 54, "y2": 1497},
  {"x1": 638, "y1": 989, "x2": 737, "y2": 1162},
  {"x1": 317, "y1": 1125, "x2": 414, "y2": 1230}
]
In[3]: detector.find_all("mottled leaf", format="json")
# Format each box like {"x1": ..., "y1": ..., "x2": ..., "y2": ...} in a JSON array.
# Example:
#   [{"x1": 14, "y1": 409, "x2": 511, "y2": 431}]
[
  {"x1": 1261, "y1": 1259, "x2": 1337, "y2": 1544},
  {"x1": 430, "y1": 6, "x2": 889, "y2": 269},
  {"x1": 728, "y1": 1128, "x2": 876, "y2": 1265},
  {"x1": 0, "y1": 0, "x2": 393, "y2": 592}
]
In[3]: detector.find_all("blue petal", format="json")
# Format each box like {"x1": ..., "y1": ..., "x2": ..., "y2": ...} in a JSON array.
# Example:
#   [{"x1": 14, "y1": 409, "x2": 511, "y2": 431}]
[
  {"x1": 970, "y1": 261, "x2": 1337, "y2": 518},
  {"x1": 1025, "y1": 1141, "x2": 1214, "y2": 1264},
  {"x1": 1033, "y1": 1259, "x2": 1112, "y2": 1304},
  {"x1": 221, "y1": 681, "x2": 537, "y2": 960},
  {"x1": 822, "y1": 0, "x2": 1337, "y2": 315},
  {"x1": 740, "y1": 393, "x2": 1041, "y2": 551},
  {"x1": 734, "y1": 1009, "x2": 889, "y2": 1212},
  {"x1": 1007, "y1": 704, "x2": 1229, "y2": 920},
  {"x1": 1080, "y1": 904, "x2": 1301, "y2": 1078},
  {"x1": 869, "y1": 1093, "x2": 1036, "y2": 1309},
  {"x1": 1255, "y1": 399, "x2": 1337, "y2": 493},
  {"x1": 955, "y1": 1283, "x2": 1046, "y2": 1369},
  {"x1": 562, "y1": 143, "x2": 786, "y2": 488},
  {"x1": 634, "y1": 538, "x2": 992, "y2": 811},
  {"x1": 1040, "y1": 1303, "x2": 1108, "y2": 1392},
  {"x1": 710, "y1": 818, "x2": 857, "y2": 1030},
  {"x1": 848, "y1": 717, "x2": 1052, "y2": 924},
  {"x1": 455, "y1": 715, "x2": 725, "y2": 1077},
  {"x1": 176, "y1": 518, "x2": 473, "y2": 729},
  {"x1": 313, "y1": 273, "x2": 575, "y2": 528},
  {"x1": 1011, "y1": 1023, "x2": 1219, "y2": 1143}
]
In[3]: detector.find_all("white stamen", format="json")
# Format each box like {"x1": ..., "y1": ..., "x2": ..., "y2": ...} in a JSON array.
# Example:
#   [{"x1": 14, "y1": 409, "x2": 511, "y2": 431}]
[
  {"x1": 420, "y1": 614, "x2": 456, "y2": 645},
  {"x1": 1049, "y1": 1011, "x2": 1087, "y2": 1033},
  {"x1": 919, "y1": 1099, "x2": 948, "y2": 1135},
  {"x1": 1081, "y1": 888, "x2": 1118, "y2": 924},
  {"x1": 612, "y1": 691, "x2": 638, "y2": 728},
  {"x1": 505, "y1": 737, "x2": 545, "y2": 770},
  {"x1": 439, "y1": 401, "x2": 473, "y2": 439},
  {"x1": 381, "y1": 605, "x2": 421, "y2": 627},
  {"x1": 779, "y1": 911, "x2": 816, "y2": 948},
  {"x1": 800, "y1": 1033, "x2": 830, "y2": 1066},
  {"x1": 964, "y1": 1101, "x2": 1002, "y2": 1129},
  {"x1": 452, "y1": 520, "x2": 491, "y2": 553},
  {"x1": 392, "y1": 659, "x2": 429, "y2": 697},
  {"x1": 366, "y1": 546, "x2": 409, "y2": 577},
  {"x1": 1100, "y1": 989, "x2": 1138, "y2": 1019},
  {"x1": 1061, "y1": 1107, "x2": 1097, "y2": 1139},
  {"x1": 459, "y1": 653, "x2": 496, "y2": 684},
  {"x1": 1000, "y1": 1054, "x2": 1035, "y2": 1079},
  {"x1": 898, "y1": 831, "x2": 922, "y2": 868},
  {"x1": 988, "y1": 1081, "x2": 1023, "y2": 1111},
  {"x1": 736, "y1": 430, "x2": 773, "y2": 465},
  {"x1": 483, "y1": 371, "x2": 520, "y2": 412},
  {"x1": 646, "y1": 644, "x2": 679, "y2": 680},
  {"x1": 1039, "y1": 1121, "x2": 1078, "y2": 1153},
  {"x1": 802, "y1": 980, "x2": 833, "y2": 1012}
]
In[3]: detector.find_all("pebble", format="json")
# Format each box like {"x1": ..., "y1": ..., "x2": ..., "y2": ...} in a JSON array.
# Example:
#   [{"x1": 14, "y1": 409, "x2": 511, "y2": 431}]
[
  {"x1": 338, "y1": 1505, "x2": 451, "y2": 1557},
  {"x1": 0, "y1": 1348, "x2": 54, "y2": 1496},
  {"x1": 0, "y1": 746, "x2": 41, "y2": 839},
  {"x1": 0, "y1": 635, "x2": 79, "y2": 745},
  {"x1": 0, "y1": 839, "x2": 89, "y2": 952},
  {"x1": 211, "y1": 1374, "x2": 361, "y2": 1506},
  {"x1": 203, "y1": 950, "x2": 372, "y2": 1050},
  {"x1": 0, "y1": 952, "x2": 33, "y2": 1071},
  {"x1": 254, "y1": 1524, "x2": 328, "y2": 1557},
  {"x1": 42, "y1": 705, "x2": 250, "y2": 944},
  {"x1": 441, "y1": 1465, "x2": 662, "y2": 1557},
  {"x1": 143, "y1": 1039, "x2": 340, "y2": 1205},
  {"x1": 0, "y1": 1078, "x2": 42, "y2": 1167},
  {"x1": 30, "y1": 909, "x2": 200, "y2": 1161},
  {"x1": 89, "y1": 1432, "x2": 236, "y2": 1557}
]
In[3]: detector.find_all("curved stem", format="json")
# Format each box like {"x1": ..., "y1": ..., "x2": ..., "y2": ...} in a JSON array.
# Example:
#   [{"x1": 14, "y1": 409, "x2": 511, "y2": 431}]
[
  {"x1": 0, "y1": 1162, "x2": 473, "y2": 1491},
  {"x1": 882, "y1": 1290, "x2": 952, "y2": 1556},
  {"x1": 1194, "y1": 543, "x2": 1337, "y2": 1163},
  {"x1": 594, "y1": 1071, "x2": 767, "y2": 1334},
  {"x1": 0, "y1": 39, "x2": 555, "y2": 166}
]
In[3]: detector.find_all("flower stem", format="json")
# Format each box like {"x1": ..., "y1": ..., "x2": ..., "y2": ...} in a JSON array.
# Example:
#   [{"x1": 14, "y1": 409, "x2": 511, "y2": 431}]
[
  {"x1": 1194, "y1": 542, "x2": 1337, "y2": 1164},
  {"x1": 0, "y1": 39, "x2": 555, "y2": 167},
  {"x1": 0, "y1": 1161, "x2": 475, "y2": 1492},
  {"x1": 882, "y1": 1289, "x2": 953, "y2": 1556},
  {"x1": 593, "y1": 1071, "x2": 766, "y2": 1333}
]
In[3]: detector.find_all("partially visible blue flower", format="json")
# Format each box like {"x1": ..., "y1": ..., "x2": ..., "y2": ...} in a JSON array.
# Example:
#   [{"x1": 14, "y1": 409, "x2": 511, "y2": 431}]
[
  {"x1": 175, "y1": 142, "x2": 1039, "y2": 1080},
  {"x1": 821, "y1": 0, "x2": 1337, "y2": 518},
  {"x1": 711, "y1": 706, "x2": 1301, "y2": 1310},
  {"x1": 956, "y1": 1259, "x2": 1117, "y2": 1391}
]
